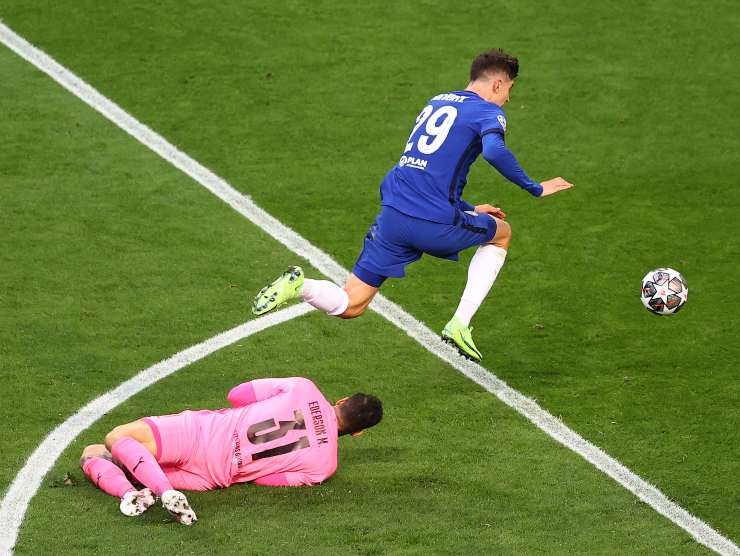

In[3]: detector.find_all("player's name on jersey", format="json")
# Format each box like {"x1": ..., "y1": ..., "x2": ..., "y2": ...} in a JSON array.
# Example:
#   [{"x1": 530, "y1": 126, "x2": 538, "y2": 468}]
[
  {"x1": 431, "y1": 93, "x2": 467, "y2": 103},
  {"x1": 309, "y1": 400, "x2": 330, "y2": 445},
  {"x1": 399, "y1": 155, "x2": 428, "y2": 170}
]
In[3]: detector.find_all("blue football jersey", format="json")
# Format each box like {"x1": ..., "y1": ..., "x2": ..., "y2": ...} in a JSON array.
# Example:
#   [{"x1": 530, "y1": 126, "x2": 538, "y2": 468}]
[{"x1": 379, "y1": 90, "x2": 507, "y2": 224}]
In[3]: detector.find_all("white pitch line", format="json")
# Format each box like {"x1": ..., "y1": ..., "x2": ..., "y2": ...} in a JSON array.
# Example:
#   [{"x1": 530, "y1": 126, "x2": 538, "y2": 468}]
[
  {"x1": 1, "y1": 21, "x2": 737, "y2": 556},
  {"x1": 0, "y1": 303, "x2": 313, "y2": 555}
]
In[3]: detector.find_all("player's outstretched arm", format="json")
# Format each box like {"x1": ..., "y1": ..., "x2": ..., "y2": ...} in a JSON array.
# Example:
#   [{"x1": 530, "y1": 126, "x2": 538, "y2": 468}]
[
  {"x1": 481, "y1": 133, "x2": 573, "y2": 197},
  {"x1": 482, "y1": 132, "x2": 542, "y2": 196},
  {"x1": 539, "y1": 177, "x2": 574, "y2": 196}
]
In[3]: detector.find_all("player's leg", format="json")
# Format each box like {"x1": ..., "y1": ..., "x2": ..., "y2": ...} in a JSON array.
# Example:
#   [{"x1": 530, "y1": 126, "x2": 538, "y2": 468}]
[
  {"x1": 452, "y1": 217, "x2": 511, "y2": 326},
  {"x1": 442, "y1": 215, "x2": 511, "y2": 361},
  {"x1": 252, "y1": 266, "x2": 370, "y2": 318},
  {"x1": 80, "y1": 444, "x2": 135, "y2": 497},
  {"x1": 252, "y1": 266, "x2": 378, "y2": 318},
  {"x1": 105, "y1": 421, "x2": 171, "y2": 496},
  {"x1": 338, "y1": 273, "x2": 379, "y2": 318},
  {"x1": 105, "y1": 419, "x2": 197, "y2": 525},
  {"x1": 80, "y1": 444, "x2": 156, "y2": 517},
  {"x1": 252, "y1": 208, "x2": 412, "y2": 319}
]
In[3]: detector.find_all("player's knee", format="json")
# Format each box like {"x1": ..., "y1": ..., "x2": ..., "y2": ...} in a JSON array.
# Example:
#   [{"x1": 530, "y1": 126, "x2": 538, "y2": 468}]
[
  {"x1": 80, "y1": 444, "x2": 107, "y2": 467},
  {"x1": 340, "y1": 287, "x2": 375, "y2": 319},
  {"x1": 104, "y1": 425, "x2": 129, "y2": 450},
  {"x1": 499, "y1": 219, "x2": 512, "y2": 240},
  {"x1": 339, "y1": 304, "x2": 367, "y2": 319},
  {"x1": 492, "y1": 220, "x2": 512, "y2": 249}
]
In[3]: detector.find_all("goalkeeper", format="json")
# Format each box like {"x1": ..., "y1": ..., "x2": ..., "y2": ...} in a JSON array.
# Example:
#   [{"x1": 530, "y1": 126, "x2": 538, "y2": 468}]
[{"x1": 80, "y1": 377, "x2": 382, "y2": 524}]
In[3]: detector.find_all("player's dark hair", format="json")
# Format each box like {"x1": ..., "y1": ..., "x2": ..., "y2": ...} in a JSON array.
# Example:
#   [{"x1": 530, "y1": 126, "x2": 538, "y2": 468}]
[
  {"x1": 338, "y1": 393, "x2": 383, "y2": 435},
  {"x1": 470, "y1": 49, "x2": 519, "y2": 81}
]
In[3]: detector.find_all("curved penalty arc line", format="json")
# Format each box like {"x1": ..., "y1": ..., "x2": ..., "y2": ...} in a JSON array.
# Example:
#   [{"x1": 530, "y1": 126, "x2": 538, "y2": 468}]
[{"x1": 0, "y1": 303, "x2": 313, "y2": 555}]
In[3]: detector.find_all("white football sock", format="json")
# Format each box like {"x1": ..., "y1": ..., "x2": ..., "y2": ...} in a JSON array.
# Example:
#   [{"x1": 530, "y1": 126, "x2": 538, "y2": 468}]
[
  {"x1": 454, "y1": 244, "x2": 507, "y2": 326},
  {"x1": 301, "y1": 279, "x2": 349, "y2": 316}
]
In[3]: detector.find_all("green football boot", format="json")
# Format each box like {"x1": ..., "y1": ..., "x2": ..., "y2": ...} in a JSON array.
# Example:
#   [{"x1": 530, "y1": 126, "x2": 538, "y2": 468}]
[
  {"x1": 252, "y1": 266, "x2": 305, "y2": 315},
  {"x1": 441, "y1": 315, "x2": 483, "y2": 361}
]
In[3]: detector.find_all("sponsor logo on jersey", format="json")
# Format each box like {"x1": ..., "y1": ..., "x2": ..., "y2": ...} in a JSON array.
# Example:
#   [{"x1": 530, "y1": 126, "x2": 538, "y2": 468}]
[
  {"x1": 497, "y1": 114, "x2": 507, "y2": 131},
  {"x1": 232, "y1": 431, "x2": 244, "y2": 468},
  {"x1": 399, "y1": 155, "x2": 428, "y2": 170}
]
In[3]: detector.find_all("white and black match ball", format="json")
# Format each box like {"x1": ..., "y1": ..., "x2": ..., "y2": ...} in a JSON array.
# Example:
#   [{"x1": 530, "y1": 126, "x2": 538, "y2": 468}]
[{"x1": 640, "y1": 268, "x2": 688, "y2": 316}]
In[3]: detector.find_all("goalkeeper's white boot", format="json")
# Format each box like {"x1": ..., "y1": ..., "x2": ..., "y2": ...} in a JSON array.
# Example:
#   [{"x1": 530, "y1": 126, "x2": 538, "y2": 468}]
[
  {"x1": 119, "y1": 488, "x2": 156, "y2": 517},
  {"x1": 161, "y1": 489, "x2": 197, "y2": 525}
]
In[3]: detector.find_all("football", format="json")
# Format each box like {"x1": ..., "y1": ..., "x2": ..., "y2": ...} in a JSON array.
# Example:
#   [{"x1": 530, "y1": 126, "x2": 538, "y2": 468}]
[{"x1": 640, "y1": 268, "x2": 688, "y2": 315}]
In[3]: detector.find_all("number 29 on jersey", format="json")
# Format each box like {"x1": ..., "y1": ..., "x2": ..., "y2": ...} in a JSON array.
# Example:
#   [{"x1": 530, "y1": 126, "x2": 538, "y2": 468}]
[{"x1": 404, "y1": 105, "x2": 458, "y2": 155}]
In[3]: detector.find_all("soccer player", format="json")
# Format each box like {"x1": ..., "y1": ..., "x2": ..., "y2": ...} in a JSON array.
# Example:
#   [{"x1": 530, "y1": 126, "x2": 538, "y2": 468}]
[
  {"x1": 79, "y1": 377, "x2": 382, "y2": 524},
  {"x1": 252, "y1": 49, "x2": 573, "y2": 361}
]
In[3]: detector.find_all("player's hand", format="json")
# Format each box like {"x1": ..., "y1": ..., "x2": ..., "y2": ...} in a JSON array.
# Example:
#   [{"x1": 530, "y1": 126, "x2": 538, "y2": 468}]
[
  {"x1": 539, "y1": 177, "x2": 574, "y2": 197},
  {"x1": 474, "y1": 204, "x2": 507, "y2": 219}
]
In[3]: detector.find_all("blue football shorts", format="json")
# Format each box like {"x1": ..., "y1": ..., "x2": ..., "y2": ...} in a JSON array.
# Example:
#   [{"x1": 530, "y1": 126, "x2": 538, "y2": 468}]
[{"x1": 352, "y1": 205, "x2": 497, "y2": 287}]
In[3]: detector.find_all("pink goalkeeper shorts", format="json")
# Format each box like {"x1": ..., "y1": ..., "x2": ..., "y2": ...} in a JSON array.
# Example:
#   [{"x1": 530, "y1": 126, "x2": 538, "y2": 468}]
[{"x1": 143, "y1": 411, "x2": 220, "y2": 491}]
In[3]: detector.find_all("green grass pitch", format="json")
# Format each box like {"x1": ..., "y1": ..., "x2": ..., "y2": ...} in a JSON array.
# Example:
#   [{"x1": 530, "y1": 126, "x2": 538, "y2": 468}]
[{"x1": 1, "y1": 1, "x2": 738, "y2": 553}]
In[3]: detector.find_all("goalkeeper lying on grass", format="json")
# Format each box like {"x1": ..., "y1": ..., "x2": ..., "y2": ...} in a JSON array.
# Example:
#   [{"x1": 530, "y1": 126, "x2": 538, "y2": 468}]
[{"x1": 80, "y1": 377, "x2": 382, "y2": 524}]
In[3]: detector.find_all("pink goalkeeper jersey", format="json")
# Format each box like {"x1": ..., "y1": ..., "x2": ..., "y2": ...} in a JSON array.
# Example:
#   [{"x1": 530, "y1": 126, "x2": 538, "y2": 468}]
[{"x1": 192, "y1": 377, "x2": 338, "y2": 487}]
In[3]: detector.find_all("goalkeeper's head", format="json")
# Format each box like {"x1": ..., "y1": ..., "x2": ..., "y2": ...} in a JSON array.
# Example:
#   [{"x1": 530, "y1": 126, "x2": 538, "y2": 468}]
[{"x1": 335, "y1": 393, "x2": 383, "y2": 437}]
